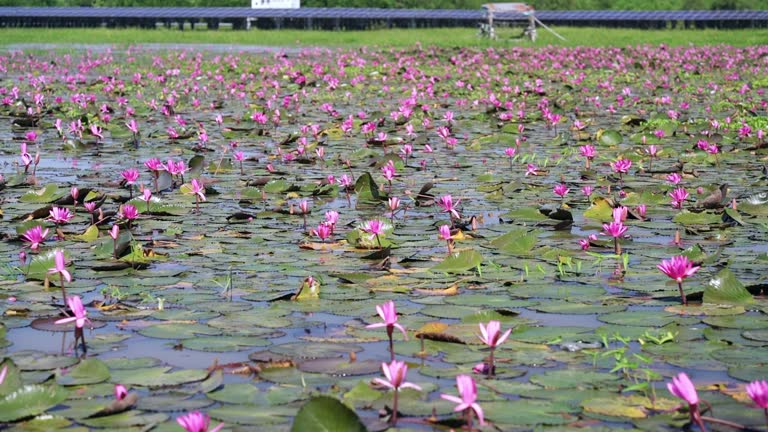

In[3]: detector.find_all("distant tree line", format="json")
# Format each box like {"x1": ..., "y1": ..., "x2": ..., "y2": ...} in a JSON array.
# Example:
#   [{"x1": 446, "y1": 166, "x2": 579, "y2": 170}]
[{"x1": 1, "y1": 0, "x2": 765, "y2": 9}]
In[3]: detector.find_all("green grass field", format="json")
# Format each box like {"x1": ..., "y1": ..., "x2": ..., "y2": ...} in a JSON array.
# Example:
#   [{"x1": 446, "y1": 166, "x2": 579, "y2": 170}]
[{"x1": 0, "y1": 26, "x2": 766, "y2": 48}]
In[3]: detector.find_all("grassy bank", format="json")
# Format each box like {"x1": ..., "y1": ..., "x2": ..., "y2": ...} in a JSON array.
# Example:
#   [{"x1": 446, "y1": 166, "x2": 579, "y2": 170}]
[{"x1": 0, "y1": 26, "x2": 766, "y2": 49}]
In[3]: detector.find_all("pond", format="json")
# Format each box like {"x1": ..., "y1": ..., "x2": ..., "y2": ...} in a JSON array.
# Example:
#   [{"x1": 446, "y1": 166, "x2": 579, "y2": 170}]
[{"x1": 0, "y1": 43, "x2": 767, "y2": 431}]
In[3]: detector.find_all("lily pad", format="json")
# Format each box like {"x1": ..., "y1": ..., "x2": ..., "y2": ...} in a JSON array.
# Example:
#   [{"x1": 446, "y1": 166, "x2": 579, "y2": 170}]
[
  {"x1": 0, "y1": 384, "x2": 69, "y2": 422},
  {"x1": 529, "y1": 369, "x2": 620, "y2": 389},
  {"x1": 109, "y1": 367, "x2": 209, "y2": 388},
  {"x1": 703, "y1": 268, "x2": 753, "y2": 306},
  {"x1": 291, "y1": 396, "x2": 367, "y2": 432},
  {"x1": 56, "y1": 359, "x2": 110, "y2": 386},
  {"x1": 431, "y1": 249, "x2": 483, "y2": 273}
]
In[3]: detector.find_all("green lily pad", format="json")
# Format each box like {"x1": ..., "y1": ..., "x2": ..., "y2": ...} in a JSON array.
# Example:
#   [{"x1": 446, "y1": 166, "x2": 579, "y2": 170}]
[
  {"x1": 10, "y1": 351, "x2": 79, "y2": 371},
  {"x1": 78, "y1": 411, "x2": 168, "y2": 428},
  {"x1": 598, "y1": 130, "x2": 623, "y2": 146},
  {"x1": 182, "y1": 336, "x2": 270, "y2": 352},
  {"x1": 673, "y1": 211, "x2": 721, "y2": 225},
  {"x1": 533, "y1": 301, "x2": 627, "y2": 314},
  {"x1": 56, "y1": 358, "x2": 110, "y2": 386},
  {"x1": 20, "y1": 184, "x2": 60, "y2": 203},
  {"x1": 482, "y1": 399, "x2": 573, "y2": 426},
  {"x1": 291, "y1": 396, "x2": 367, "y2": 432},
  {"x1": 490, "y1": 228, "x2": 540, "y2": 255},
  {"x1": 431, "y1": 249, "x2": 483, "y2": 273},
  {"x1": 0, "y1": 384, "x2": 69, "y2": 422},
  {"x1": 582, "y1": 396, "x2": 648, "y2": 419},
  {"x1": 210, "y1": 404, "x2": 295, "y2": 426},
  {"x1": 354, "y1": 172, "x2": 381, "y2": 204},
  {"x1": 703, "y1": 268, "x2": 754, "y2": 306},
  {"x1": 109, "y1": 367, "x2": 209, "y2": 388},
  {"x1": 207, "y1": 383, "x2": 261, "y2": 404},
  {"x1": 529, "y1": 369, "x2": 620, "y2": 389},
  {"x1": 297, "y1": 358, "x2": 380, "y2": 376},
  {"x1": 138, "y1": 323, "x2": 222, "y2": 340}
]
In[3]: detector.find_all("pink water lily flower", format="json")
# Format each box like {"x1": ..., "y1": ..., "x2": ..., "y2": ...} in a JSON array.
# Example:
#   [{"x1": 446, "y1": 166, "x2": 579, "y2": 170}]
[
  {"x1": 747, "y1": 380, "x2": 768, "y2": 429},
  {"x1": 119, "y1": 204, "x2": 139, "y2": 222},
  {"x1": 436, "y1": 194, "x2": 461, "y2": 220},
  {"x1": 0, "y1": 365, "x2": 6, "y2": 385},
  {"x1": 479, "y1": 320, "x2": 511, "y2": 348},
  {"x1": 478, "y1": 320, "x2": 512, "y2": 376},
  {"x1": 667, "y1": 372, "x2": 708, "y2": 430},
  {"x1": 612, "y1": 206, "x2": 628, "y2": 223},
  {"x1": 114, "y1": 384, "x2": 128, "y2": 401},
  {"x1": 747, "y1": 380, "x2": 768, "y2": 408},
  {"x1": 657, "y1": 255, "x2": 700, "y2": 284},
  {"x1": 441, "y1": 374, "x2": 484, "y2": 428},
  {"x1": 176, "y1": 411, "x2": 224, "y2": 432},
  {"x1": 611, "y1": 158, "x2": 632, "y2": 174},
  {"x1": 669, "y1": 187, "x2": 689, "y2": 209},
  {"x1": 658, "y1": 255, "x2": 700, "y2": 306},
  {"x1": 188, "y1": 179, "x2": 206, "y2": 202},
  {"x1": 666, "y1": 172, "x2": 682, "y2": 185},
  {"x1": 375, "y1": 360, "x2": 420, "y2": 426},
  {"x1": 553, "y1": 184, "x2": 569, "y2": 200},
  {"x1": 361, "y1": 219, "x2": 386, "y2": 248},
  {"x1": 22, "y1": 225, "x2": 49, "y2": 251},
  {"x1": 367, "y1": 300, "x2": 407, "y2": 339},
  {"x1": 48, "y1": 249, "x2": 72, "y2": 283},
  {"x1": 55, "y1": 295, "x2": 90, "y2": 329},
  {"x1": 375, "y1": 360, "x2": 421, "y2": 392},
  {"x1": 109, "y1": 225, "x2": 120, "y2": 240},
  {"x1": 668, "y1": 372, "x2": 699, "y2": 405},
  {"x1": 601, "y1": 221, "x2": 628, "y2": 238},
  {"x1": 602, "y1": 221, "x2": 628, "y2": 255},
  {"x1": 48, "y1": 207, "x2": 73, "y2": 225},
  {"x1": 311, "y1": 223, "x2": 332, "y2": 242},
  {"x1": 367, "y1": 300, "x2": 407, "y2": 361}
]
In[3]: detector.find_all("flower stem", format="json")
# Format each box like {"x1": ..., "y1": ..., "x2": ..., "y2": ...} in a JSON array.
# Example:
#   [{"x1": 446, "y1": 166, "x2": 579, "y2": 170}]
[
  {"x1": 391, "y1": 387, "x2": 399, "y2": 426},
  {"x1": 701, "y1": 415, "x2": 745, "y2": 430},
  {"x1": 75, "y1": 326, "x2": 87, "y2": 356},
  {"x1": 488, "y1": 347, "x2": 495, "y2": 378},
  {"x1": 678, "y1": 281, "x2": 687, "y2": 306},
  {"x1": 59, "y1": 273, "x2": 67, "y2": 307},
  {"x1": 466, "y1": 408, "x2": 474, "y2": 431}
]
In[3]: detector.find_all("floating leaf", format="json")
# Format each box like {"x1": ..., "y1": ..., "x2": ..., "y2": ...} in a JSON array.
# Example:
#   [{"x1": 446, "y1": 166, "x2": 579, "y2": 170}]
[
  {"x1": 20, "y1": 184, "x2": 60, "y2": 203},
  {"x1": 109, "y1": 367, "x2": 209, "y2": 388},
  {"x1": 264, "y1": 179, "x2": 293, "y2": 193},
  {"x1": 673, "y1": 210, "x2": 721, "y2": 225},
  {"x1": 56, "y1": 359, "x2": 110, "y2": 386},
  {"x1": 703, "y1": 268, "x2": 754, "y2": 306},
  {"x1": 529, "y1": 369, "x2": 620, "y2": 389},
  {"x1": 291, "y1": 396, "x2": 367, "y2": 432},
  {"x1": 584, "y1": 198, "x2": 614, "y2": 222},
  {"x1": 582, "y1": 396, "x2": 648, "y2": 418},
  {"x1": 70, "y1": 224, "x2": 99, "y2": 242},
  {"x1": 78, "y1": 411, "x2": 168, "y2": 428},
  {"x1": 597, "y1": 129, "x2": 623, "y2": 146},
  {"x1": 490, "y1": 229, "x2": 539, "y2": 255},
  {"x1": 431, "y1": 249, "x2": 483, "y2": 273},
  {"x1": 354, "y1": 172, "x2": 380, "y2": 203},
  {"x1": 0, "y1": 384, "x2": 69, "y2": 422}
]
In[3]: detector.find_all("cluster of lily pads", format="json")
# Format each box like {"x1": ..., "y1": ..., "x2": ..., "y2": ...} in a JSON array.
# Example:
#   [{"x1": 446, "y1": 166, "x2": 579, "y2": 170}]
[{"x1": 0, "y1": 42, "x2": 768, "y2": 430}]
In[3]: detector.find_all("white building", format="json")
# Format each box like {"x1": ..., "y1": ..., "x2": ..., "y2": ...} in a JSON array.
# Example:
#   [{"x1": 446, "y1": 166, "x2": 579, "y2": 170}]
[{"x1": 251, "y1": 0, "x2": 300, "y2": 8}]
